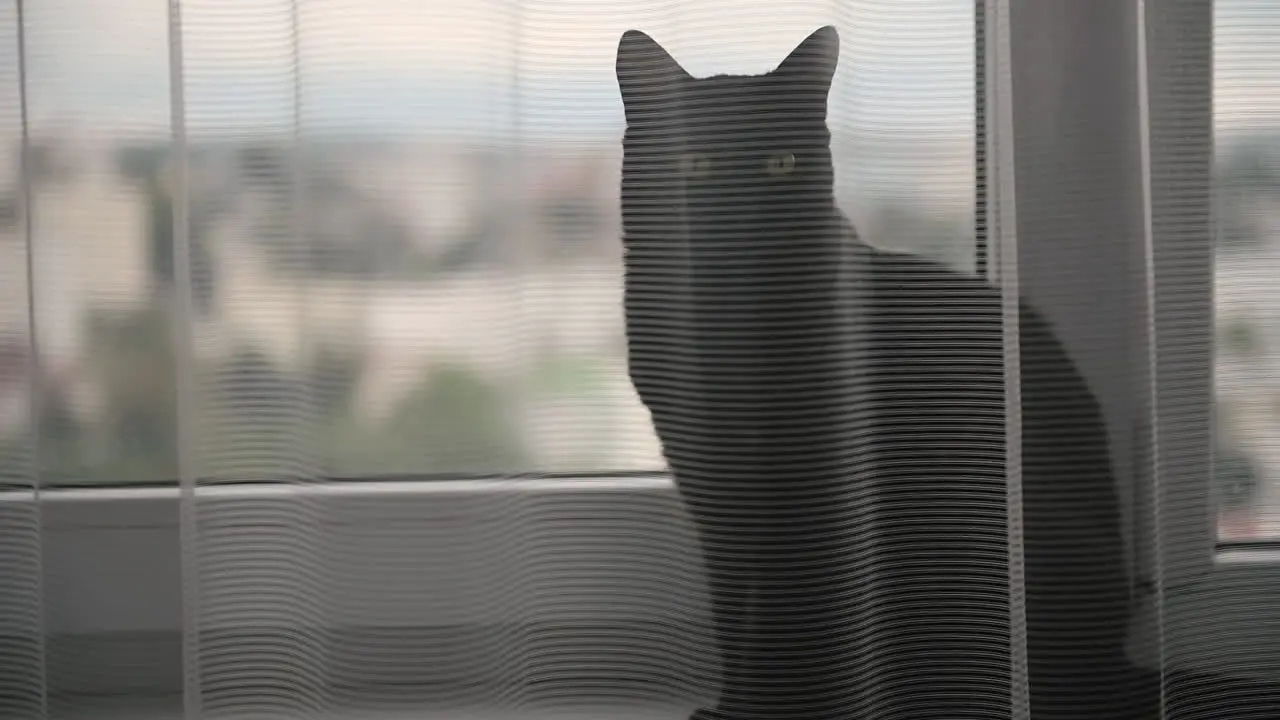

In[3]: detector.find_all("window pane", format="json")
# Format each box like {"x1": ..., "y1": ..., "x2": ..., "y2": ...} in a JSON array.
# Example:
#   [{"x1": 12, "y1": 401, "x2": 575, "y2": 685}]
[
  {"x1": 11, "y1": 0, "x2": 975, "y2": 483},
  {"x1": 1215, "y1": 0, "x2": 1280, "y2": 540},
  {"x1": 10, "y1": 0, "x2": 175, "y2": 485}
]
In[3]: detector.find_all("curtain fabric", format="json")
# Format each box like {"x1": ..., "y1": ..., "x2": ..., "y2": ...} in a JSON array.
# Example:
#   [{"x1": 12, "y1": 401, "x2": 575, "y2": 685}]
[{"x1": 0, "y1": 0, "x2": 1270, "y2": 719}]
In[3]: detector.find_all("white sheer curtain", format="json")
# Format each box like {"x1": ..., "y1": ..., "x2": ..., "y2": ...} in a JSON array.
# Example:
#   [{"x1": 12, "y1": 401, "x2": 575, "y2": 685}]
[{"x1": 5, "y1": 0, "x2": 1273, "y2": 719}]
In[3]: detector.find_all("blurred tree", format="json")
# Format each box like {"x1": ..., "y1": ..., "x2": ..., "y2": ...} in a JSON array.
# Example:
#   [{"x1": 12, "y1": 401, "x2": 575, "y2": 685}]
[
  {"x1": 143, "y1": 171, "x2": 218, "y2": 316},
  {"x1": 250, "y1": 174, "x2": 438, "y2": 281},
  {"x1": 306, "y1": 342, "x2": 366, "y2": 418},
  {"x1": 529, "y1": 353, "x2": 604, "y2": 397},
  {"x1": 1216, "y1": 196, "x2": 1260, "y2": 250},
  {"x1": 238, "y1": 144, "x2": 289, "y2": 185},
  {"x1": 539, "y1": 197, "x2": 600, "y2": 259},
  {"x1": 435, "y1": 230, "x2": 490, "y2": 273},
  {"x1": 1221, "y1": 317, "x2": 1261, "y2": 358},
  {"x1": 1215, "y1": 137, "x2": 1280, "y2": 250},
  {"x1": 26, "y1": 370, "x2": 89, "y2": 484},
  {"x1": 114, "y1": 144, "x2": 168, "y2": 186},
  {"x1": 0, "y1": 192, "x2": 19, "y2": 231},
  {"x1": 145, "y1": 173, "x2": 175, "y2": 286},
  {"x1": 1215, "y1": 442, "x2": 1260, "y2": 512},
  {"x1": 24, "y1": 142, "x2": 70, "y2": 186},
  {"x1": 79, "y1": 305, "x2": 179, "y2": 483},
  {"x1": 196, "y1": 345, "x2": 315, "y2": 481},
  {"x1": 365, "y1": 363, "x2": 528, "y2": 474}
]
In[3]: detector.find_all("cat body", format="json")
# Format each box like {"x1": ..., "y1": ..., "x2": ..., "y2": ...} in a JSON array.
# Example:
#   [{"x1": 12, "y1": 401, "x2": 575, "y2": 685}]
[{"x1": 618, "y1": 27, "x2": 1136, "y2": 720}]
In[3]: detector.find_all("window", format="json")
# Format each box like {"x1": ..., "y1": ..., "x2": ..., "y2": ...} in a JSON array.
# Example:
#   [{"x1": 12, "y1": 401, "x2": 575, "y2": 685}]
[
  {"x1": 12, "y1": 0, "x2": 1280, "y2": 717},
  {"x1": 6, "y1": 0, "x2": 978, "y2": 487},
  {"x1": 1214, "y1": 1, "x2": 1280, "y2": 544}
]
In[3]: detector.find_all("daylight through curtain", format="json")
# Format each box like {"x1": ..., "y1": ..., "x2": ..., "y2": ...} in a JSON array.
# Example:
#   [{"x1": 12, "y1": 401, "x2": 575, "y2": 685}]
[{"x1": 1, "y1": 0, "x2": 1271, "y2": 719}]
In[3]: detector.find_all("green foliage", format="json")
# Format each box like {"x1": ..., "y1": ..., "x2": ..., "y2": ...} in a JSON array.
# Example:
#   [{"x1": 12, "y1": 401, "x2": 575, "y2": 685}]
[
  {"x1": 1217, "y1": 200, "x2": 1262, "y2": 250},
  {"x1": 333, "y1": 363, "x2": 529, "y2": 475},
  {"x1": 529, "y1": 354, "x2": 604, "y2": 397},
  {"x1": 1221, "y1": 318, "x2": 1261, "y2": 357},
  {"x1": 0, "y1": 191, "x2": 18, "y2": 231},
  {"x1": 89, "y1": 305, "x2": 178, "y2": 482},
  {"x1": 145, "y1": 175, "x2": 176, "y2": 287},
  {"x1": 541, "y1": 197, "x2": 601, "y2": 258},
  {"x1": 1215, "y1": 140, "x2": 1280, "y2": 250},
  {"x1": 31, "y1": 305, "x2": 180, "y2": 484},
  {"x1": 1215, "y1": 443, "x2": 1261, "y2": 511},
  {"x1": 114, "y1": 145, "x2": 169, "y2": 186},
  {"x1": 135, "y1": 158, "x2": 217, "y2": 314},
  {"x1": 27, "y1": 293, "x2": 532, "y2": 483},
  {"x1": 306, "y1": 343, "x2": 366, "y2": 417},
  {"x1": 35, "y1": 381, "x2": 90, "y2": 480}
]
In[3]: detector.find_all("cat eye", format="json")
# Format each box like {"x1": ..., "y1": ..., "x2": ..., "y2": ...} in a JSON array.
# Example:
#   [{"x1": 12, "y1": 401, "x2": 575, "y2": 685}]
[
  {"x1": 678, "y1": 153, "x2": 713, "y2": 178},
  {"x1": 765, "y1": 151, "x2": 797, "y2": 176}
]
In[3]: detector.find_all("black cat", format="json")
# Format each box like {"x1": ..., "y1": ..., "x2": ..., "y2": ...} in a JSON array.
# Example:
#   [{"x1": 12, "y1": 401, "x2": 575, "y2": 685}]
[{"x1": 617, "y1": 26, "x2": 1142, "y2": 720}]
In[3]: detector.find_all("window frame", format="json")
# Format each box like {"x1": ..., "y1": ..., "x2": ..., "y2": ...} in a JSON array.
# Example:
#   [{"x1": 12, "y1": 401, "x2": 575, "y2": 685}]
[{"x1": 12, "y1": 475, "x2": 696, "y2": 701}]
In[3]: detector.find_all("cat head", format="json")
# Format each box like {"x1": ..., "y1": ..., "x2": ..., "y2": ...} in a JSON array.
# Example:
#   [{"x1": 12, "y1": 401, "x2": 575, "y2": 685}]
[{"x1": 615, "y1": 26, "x2": 840, "y2": 231}]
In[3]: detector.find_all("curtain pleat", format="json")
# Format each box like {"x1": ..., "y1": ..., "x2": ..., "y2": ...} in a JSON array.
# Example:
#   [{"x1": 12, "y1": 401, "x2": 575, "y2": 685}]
[{"x1": 0, "y1": 2, "x2": 46, "y2": 719}]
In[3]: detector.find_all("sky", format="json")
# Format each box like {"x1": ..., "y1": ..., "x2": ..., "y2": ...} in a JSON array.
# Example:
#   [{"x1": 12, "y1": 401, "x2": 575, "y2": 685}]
[
  {"x1": 2, "y1": 0, "x2": 974, "y2": 139},
  {"x1": 0, "y1": 0, "x2": 1278, "y2": 198},
  {"x1": 2, "y1": 0, "x2": 1279, "y2": 138},
  {"x1": 1215, "y1": 0, "x2": 1280, "y2": 132}
]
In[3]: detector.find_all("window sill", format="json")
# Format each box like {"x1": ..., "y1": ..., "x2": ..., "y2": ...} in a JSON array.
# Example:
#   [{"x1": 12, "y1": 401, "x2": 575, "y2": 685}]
[{"x1": 12, "y1": 476, "x2": 1280, "y2": 698}]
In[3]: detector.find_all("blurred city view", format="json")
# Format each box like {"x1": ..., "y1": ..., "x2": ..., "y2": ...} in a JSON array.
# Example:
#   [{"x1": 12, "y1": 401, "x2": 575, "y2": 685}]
[
  {"x1": 1, "y1": 126, "x2": 1277, "y2": 540},
  {"x1": 0, "y1": 134, "x2": 649, "y2": 482},
  {"x1": 0, "y1": 130, "x2": 976, "y2": 486},
  {"x1": 1212, "y1": 133, "x2": 1280, "y2": 540}
]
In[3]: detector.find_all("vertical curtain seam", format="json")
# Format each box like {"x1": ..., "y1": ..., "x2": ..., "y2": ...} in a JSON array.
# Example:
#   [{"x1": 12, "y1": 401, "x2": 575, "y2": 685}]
[
  {"x1": 15, "y1": 0, "x2": 51, "y2": 713},
  {"x1": 166, "y1": 0, "x2": 204, "y2": 716},
  {"x1": 1136, "y1": 1, "x2": 1169, "y2": 716},
  {"x1": 988, "y1": 0, "x2": 1029, "y2": 715}
]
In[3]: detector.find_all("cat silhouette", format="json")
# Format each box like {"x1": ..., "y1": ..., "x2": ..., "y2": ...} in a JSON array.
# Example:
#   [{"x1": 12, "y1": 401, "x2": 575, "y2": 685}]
[{"x1": 617, "y1": 25, "x2": 1144, "y2": 720}]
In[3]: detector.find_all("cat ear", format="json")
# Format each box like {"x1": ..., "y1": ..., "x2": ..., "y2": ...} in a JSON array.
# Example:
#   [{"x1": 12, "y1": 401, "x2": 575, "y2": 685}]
[
  {"x1": 775, "y1": 25, "x2": 840, "y2": 92},
  {"x1": 616, "y1": 30, "x2": 691, "y2": 124}
]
